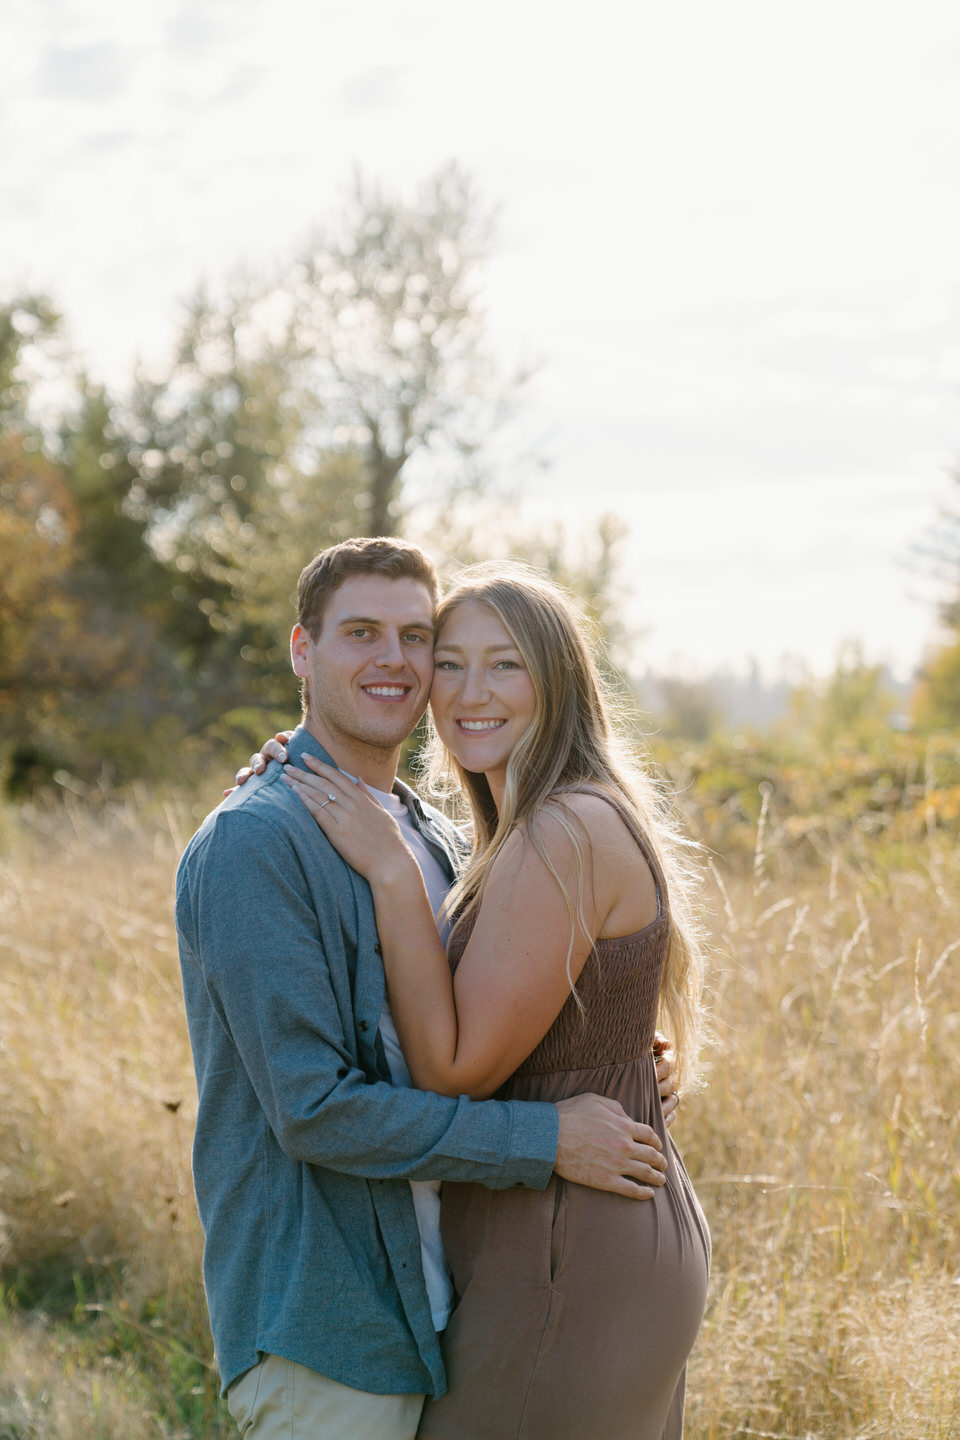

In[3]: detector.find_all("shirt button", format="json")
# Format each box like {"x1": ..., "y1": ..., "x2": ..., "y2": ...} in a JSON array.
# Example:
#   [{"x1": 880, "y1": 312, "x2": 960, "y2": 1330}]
[
  {"x1": 374, "y1": 943, "x2": 383, "y2": 955},
  {"x1": 358, "y1": 1020, "x2": 369, "y2": 1032},
  {"x1": 336, "y1": 1066, "x2": 348, "y2": 1079}
]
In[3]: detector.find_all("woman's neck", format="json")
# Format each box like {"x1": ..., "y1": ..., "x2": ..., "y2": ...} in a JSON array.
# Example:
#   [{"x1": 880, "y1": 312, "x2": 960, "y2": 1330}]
[{"x1": 485, "y1": 769, "x2": 505, "y2": 815}]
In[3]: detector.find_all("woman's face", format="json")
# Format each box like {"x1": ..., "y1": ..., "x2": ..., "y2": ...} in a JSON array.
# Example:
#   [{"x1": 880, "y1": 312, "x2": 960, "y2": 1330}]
[{"x1": 430, "y1": 600, "x2": 537, "y2": 789}]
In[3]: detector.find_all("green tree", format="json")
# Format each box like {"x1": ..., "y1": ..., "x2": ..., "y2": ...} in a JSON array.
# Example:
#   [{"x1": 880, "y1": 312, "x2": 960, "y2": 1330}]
[
  {"x1": 0, "y1": 292, "x2": 63, "y2": 432},
  {"x1": 286, "y1": 162, "x2": 525, "y2": 536},
  {"x1": 122, "y1": 162, "x2": 531, "y2": 717},
  {"x1": 57, "y1": 378, "x2": 162, "y2": 605},
  {"x1": 0, "y1": 296, "x2": 201, "y2": 791},
  {"x1": 119, "y1": 282, "x2": 359, "y2": 713},
  {"x1": 0, "y1": 298, "x2": 84, "y2": 788},
  {"x1": 0, "y1": 430, "x2": 153, "y2": 792},
  {"x1": 0, "y1": 293, "x2": 171, "y2": 625}
]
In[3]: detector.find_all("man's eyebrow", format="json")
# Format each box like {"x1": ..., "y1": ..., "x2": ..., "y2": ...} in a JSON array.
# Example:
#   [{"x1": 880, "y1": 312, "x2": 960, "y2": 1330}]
[{"x1": 338, "y1": 615, "x2": 434, "y2": 630}]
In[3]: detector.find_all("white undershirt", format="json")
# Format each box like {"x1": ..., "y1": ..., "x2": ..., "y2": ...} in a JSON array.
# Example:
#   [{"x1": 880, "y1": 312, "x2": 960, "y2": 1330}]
[{"x1": 365, "y1": 782, "x2": 455, "y2": 1332}]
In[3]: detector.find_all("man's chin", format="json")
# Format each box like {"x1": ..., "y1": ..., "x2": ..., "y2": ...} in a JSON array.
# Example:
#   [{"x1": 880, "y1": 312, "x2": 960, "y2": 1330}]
[
  {"x1": 354, "y1": 714, "x2": 423, "y2": 751},
  {"x1": 308, "y1": 700, "x2": 426, "y2": 758}
]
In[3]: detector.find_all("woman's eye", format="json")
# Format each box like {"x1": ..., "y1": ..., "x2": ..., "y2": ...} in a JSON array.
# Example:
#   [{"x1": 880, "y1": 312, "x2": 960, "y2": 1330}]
[{"x1": 434, "y1": 660, "x2": 460, "y2": 671}]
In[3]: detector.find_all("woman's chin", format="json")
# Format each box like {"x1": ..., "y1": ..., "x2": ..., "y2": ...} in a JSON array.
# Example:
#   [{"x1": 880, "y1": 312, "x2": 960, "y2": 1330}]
[{"x1": 446, "y1": 747, "x2": 485, "y2": 776}]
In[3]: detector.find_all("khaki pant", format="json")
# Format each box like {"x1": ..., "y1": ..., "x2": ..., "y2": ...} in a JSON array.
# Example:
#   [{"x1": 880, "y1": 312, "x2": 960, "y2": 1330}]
[{"x1": 226, "y1": 1354, "x2": 425, "y2": 1440}]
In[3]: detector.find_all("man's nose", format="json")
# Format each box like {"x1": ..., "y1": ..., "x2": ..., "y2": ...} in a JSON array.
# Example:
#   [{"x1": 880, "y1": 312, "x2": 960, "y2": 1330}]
[{"x1": 374, "y1": 632, "x2": 405, "y2": 668}]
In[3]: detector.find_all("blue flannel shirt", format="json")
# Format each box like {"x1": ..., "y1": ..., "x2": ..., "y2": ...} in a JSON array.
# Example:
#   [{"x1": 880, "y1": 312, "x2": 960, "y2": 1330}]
[{"x1": 175, "y1": 727, "x2": 559, "y2": 1397}]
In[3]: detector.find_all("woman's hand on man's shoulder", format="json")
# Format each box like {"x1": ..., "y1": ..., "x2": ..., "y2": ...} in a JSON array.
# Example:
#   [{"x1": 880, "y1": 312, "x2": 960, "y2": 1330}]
[{"x1": 224, "y1": 731, "x2": 295, "y2": 798}]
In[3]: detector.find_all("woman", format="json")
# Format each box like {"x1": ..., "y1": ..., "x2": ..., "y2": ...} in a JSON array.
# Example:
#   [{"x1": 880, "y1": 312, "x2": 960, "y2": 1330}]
[{"x1": 252, "y1": 564, "x2": 709, "y2": 1439}]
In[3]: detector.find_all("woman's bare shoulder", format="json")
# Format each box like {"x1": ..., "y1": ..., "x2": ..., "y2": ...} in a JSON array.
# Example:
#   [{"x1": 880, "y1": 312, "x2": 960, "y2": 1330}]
[
  {"x1": 541, "y1": 788, "x2": 636, "y2": 845},
  {"x1": 490, "y1": 791, "x2": 643, "y2": 889},
  {"x1": 546, "y1": 789, "x2": 658, "y2": 935}
]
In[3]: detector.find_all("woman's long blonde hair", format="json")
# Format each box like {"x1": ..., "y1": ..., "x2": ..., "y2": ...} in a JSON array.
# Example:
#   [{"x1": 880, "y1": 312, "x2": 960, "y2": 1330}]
[{"x1": 421, "y1": 562, "x2": 707, "y2": 1089}]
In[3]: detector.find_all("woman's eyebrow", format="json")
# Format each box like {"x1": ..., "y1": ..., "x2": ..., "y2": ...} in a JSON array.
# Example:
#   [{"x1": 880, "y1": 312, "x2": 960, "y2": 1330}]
[{"x1": 433, "y1": 641, "x2": 518, "y2": 653}]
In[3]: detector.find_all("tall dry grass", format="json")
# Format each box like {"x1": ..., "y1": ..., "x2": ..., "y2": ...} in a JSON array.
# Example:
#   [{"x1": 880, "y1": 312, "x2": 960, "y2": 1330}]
[
  {"x1": 0, "y1": 788, "x2": 227, "y2": 1438},
  {"x1": 0, "y1": 774, "x2": 958, "y2": 1438},
  {"x1": 680, "y1": 796, "x2": 960, "y2": 1439}
]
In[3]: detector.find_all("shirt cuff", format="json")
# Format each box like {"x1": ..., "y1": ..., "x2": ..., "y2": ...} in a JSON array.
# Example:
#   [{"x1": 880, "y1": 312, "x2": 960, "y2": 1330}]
[{"x1": 503, "y1": 1099, "x2": 559, "y2": 1191}]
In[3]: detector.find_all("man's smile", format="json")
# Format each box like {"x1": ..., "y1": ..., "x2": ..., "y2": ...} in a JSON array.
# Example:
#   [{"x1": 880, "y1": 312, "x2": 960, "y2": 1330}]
[{"x1": 362, "y1": 684, "x2": 413, "y2": 700}]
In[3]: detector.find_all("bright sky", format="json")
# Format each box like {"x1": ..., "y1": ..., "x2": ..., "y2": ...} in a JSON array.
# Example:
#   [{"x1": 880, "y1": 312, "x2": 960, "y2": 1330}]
[{"x1": 3, "y1": 0, "x2": 960, "y2": 677}]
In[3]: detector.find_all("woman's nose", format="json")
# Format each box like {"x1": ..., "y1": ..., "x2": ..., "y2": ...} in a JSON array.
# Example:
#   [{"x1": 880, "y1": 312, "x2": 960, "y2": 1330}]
[{"x1": 460, "y1": 664, "x2": 490, "y2": 704}]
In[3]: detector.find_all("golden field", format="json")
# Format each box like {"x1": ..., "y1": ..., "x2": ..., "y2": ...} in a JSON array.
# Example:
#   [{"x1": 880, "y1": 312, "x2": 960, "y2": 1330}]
[{"x1": 0, "y1": 740, "x2": 958, "y2": 1439}]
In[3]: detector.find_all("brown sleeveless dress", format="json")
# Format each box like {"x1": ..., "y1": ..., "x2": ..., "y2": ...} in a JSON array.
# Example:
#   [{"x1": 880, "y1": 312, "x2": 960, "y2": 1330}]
[{"x1": 416, "y1": 801, "x2": 710, "y2": 1440}]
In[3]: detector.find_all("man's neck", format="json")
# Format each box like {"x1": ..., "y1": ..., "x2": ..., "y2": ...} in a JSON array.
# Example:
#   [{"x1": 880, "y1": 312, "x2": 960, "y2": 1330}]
[{"x1": 302, "y1": 715, "x2": 401, "y2": 793}]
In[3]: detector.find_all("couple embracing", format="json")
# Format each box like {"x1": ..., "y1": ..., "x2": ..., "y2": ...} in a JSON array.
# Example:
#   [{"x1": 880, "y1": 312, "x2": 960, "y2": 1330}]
[{"x1": 176, "y1": 536, "x2": 710, "y2": 1440}]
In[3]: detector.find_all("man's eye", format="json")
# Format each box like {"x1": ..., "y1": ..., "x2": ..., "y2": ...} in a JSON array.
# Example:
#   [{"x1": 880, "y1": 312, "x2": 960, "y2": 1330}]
[
  {"x1": 349, "y1": 628, "x2": 372, "y2": 639},
  {"x1": 403, "y1": 632, "x2": 430, "y2": 644}
]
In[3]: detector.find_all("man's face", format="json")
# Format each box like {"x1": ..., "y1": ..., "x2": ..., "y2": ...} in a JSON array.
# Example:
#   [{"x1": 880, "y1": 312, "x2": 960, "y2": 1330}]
[{"x1": 291, "y1": 574, "x2": 436, "y2": 763}]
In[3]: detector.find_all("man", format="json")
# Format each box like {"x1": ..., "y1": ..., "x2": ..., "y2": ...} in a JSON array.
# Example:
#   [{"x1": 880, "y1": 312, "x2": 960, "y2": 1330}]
[{"x1": 176, "y1": 537, "x2": 675, "y2": 1440}]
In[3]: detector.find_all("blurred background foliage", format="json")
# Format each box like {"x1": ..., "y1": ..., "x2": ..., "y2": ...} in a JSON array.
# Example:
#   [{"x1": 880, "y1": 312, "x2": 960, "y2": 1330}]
[{"x1": 2, "y1": 161, "x2": 960, "y2": 804}]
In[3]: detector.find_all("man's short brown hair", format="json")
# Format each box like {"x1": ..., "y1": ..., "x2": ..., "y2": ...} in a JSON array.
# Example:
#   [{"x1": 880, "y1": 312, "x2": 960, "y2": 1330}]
[{"x1": 297, "y1": 537, "x2": 440, "y2": 639}]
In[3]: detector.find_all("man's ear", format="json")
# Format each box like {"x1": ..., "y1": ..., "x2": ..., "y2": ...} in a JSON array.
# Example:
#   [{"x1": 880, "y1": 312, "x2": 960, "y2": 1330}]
[{"x1": 290, "y1": 623, "x2": 310, "y2": 677}]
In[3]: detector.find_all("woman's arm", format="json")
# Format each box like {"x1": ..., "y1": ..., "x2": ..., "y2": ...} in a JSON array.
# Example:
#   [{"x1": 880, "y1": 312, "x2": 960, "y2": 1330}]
[
  {"x1": 284, "y1": 762, "x2": 652, "y2": 1099},
  {"x1": 377, "y1": 816, "x2": 605, "y2": 1096}
]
